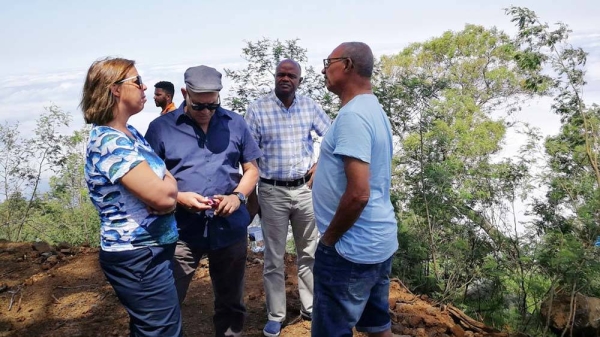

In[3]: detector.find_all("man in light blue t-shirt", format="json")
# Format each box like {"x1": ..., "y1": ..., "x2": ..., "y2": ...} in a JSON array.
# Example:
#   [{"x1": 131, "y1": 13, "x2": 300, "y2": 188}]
[{"x1": 311, "y1": 42, "x2": 398, "y2": 337}]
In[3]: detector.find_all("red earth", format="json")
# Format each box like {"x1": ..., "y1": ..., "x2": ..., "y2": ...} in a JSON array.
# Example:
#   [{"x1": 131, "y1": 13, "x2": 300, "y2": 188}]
[{"x1": 0, "y1": 241, "x2": 515, "y2": 337}]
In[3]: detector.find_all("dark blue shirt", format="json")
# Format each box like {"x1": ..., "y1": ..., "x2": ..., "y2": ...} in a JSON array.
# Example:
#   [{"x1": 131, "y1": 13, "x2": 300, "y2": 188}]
[{"x1": 145, "y1": 103, "x2": 262, "y2": 250}]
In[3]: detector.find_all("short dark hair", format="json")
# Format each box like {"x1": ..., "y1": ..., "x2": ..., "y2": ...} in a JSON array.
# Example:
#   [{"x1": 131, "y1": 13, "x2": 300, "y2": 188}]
[
  {"x1": 154, "y1": 81, "x2": 175, "y2": 97},
  {"x1": 276, "y1": 59, "x2": 302, "y2": 75},
  {"x1": 341, "y1": 42, "x2": 374, "y2": 78}
]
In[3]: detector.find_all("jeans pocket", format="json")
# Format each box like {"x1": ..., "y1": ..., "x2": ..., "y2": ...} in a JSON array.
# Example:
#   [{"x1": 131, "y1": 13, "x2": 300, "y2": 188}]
[{"x1": 100, "y1": 247, "x2": 153, "y2": 282}]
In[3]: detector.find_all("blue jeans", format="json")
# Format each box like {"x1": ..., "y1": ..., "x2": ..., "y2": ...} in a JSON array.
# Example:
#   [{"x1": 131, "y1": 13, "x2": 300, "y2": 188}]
[
  {"x1": 311, "y1": 242, "x2": 392, "y2": 337},
  {"x1": 99, "y1": 243, "x2": 182, "y2": 337}
]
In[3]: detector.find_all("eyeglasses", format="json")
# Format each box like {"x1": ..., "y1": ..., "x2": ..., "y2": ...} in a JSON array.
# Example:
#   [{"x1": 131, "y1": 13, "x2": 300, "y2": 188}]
[
  {"x1": 188, "y1": 95, "x2": 221, "y2": 111},
  {"x1": 323, "y1": 57, "x2": 350, "y2": 69},
  {"x1": 115, "y1": 75, "x2": 143, "y2": 88}
]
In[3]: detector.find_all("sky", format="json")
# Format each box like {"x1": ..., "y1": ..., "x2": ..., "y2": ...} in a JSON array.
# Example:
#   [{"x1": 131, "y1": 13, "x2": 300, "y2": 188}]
[
  {"x1": 1, "y1": 0, "x2": 598, "y2": 137},
  {"x1": 1, "y1": 0, "x2": 599, "y2": 218}
]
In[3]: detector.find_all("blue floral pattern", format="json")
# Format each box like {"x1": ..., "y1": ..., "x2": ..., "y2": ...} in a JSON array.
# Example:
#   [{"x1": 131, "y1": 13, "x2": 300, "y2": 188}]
[{"x1": 85, "y1": 125, "x2": 178, "y2": 251}]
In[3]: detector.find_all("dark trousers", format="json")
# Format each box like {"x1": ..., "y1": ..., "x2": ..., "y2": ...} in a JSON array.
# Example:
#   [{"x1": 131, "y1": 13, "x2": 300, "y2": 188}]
[
  {"x1": 173, "y1": 239, "x2": 247, "y2": 337},
  {"x1": 99, "y1": 243, "x2": 182, "y2": 337}
]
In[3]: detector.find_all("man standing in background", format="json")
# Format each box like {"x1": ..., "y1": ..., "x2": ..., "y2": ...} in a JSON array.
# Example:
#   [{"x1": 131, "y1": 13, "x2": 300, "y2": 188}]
[
  {"x1": 154, "y1": 81, "x2": 177, "y2": 114},
  {"x1": 245, "y1": 59, "x2": 331, "y2": 337}
]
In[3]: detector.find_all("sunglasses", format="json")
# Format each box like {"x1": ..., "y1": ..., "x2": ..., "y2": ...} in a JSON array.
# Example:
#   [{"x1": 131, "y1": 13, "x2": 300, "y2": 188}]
[
  {"x1": 188, "y1": 95, "x2": 221, "y2": 111},
  {"x1": 115, "y1": 75, "x2": 143, "y2": 88}
]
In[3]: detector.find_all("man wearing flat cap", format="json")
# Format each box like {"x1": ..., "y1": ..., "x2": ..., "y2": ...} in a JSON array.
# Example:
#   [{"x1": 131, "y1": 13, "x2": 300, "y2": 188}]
[{"x1": 145, "y1": 65, "x2": 261, "y2": 337}]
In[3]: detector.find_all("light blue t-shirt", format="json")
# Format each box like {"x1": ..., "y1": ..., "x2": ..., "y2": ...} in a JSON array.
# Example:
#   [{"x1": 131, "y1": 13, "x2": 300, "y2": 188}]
[
  {"x1": 85, "y1": 125, "x2": 178, "y2": 252},
  {"x1": 312, "y1": 94, "x2": 398, "y2": 264}
]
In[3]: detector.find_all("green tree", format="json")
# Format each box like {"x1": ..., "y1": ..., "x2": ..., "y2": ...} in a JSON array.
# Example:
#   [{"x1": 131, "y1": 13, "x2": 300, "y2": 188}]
[
  {"x1": 508, "y1": 6, "x2": 600, "y2": 334},
  {"x1": 34, "y1": 125, "x2": 100, "y2": 245},
  {"x1": 0, "y1": 105, "x2": 80, "y2": 242},
  {"x1": 379, "y1": 23, "x2": 548, "y2": 331},
  {"x1": 0, "y1": 121, "x2": 31, "y2": 240}
]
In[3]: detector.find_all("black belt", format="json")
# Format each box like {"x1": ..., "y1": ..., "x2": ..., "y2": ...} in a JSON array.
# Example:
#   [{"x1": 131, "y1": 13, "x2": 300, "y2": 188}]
[{"x1": 260, "y1": 174, "x2": 311, "y2": 187}]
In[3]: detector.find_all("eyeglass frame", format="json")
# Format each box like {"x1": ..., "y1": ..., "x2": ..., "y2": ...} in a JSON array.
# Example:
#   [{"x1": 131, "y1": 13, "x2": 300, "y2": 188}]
[
  {"x1": 188, "y1": 94, "x2": 221, "y2": 111},
  {"x1": 323, "y1": 57, "x2": 351, "y2": 69},
  {"x1": 114, "y1": 75, "x2": 143, "y2": 88}
]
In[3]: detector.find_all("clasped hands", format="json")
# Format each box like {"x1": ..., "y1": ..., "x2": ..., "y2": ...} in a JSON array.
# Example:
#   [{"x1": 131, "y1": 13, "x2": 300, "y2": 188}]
[{"x1": 177, "y1": 191, "x2": 240, "y2": 217}]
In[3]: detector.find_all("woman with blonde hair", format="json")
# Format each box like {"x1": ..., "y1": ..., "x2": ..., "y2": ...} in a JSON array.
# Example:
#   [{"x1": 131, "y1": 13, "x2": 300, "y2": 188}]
[{"x1": 81, "y1": 57, "x2": 182, "y2": 337}]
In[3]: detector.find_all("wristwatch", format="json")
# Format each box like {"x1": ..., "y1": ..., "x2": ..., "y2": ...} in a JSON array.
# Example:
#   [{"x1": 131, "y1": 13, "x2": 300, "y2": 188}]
[{"x1": 234, "y1": 192, "x2": 247, "y2": 205}]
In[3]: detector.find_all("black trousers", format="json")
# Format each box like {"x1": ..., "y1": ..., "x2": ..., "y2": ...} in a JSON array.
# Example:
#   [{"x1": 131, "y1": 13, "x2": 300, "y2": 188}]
[{"x1": 172, "y1": 238, "x2": 247, "y2": 337}]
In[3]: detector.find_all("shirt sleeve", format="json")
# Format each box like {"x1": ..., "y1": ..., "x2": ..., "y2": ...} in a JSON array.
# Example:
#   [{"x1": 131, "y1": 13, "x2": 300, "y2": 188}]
[
  {"x1": 244, "y1": 103, "x2": 261, "y2": 146},
  {"x1": 92, "y1": 131, "x2": 145, "y2": 184},
  {"x1": 332, "y1": 110, "x2": 371, "y2": 164},
  {"x1": 144, "y1": 121, "x2": 165, "y2": 159},
  {"x1": 240, "y1": 119, "x2": 263, "y2": 164},
  {"x1": 312, "y1": 101, "x2": 332, "y2": 137}
]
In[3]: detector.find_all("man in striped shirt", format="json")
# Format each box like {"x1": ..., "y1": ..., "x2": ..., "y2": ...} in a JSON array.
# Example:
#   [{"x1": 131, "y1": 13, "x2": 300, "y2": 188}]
[{"x1": 245, "y1": 59, "x2": 331, "y2": 337}]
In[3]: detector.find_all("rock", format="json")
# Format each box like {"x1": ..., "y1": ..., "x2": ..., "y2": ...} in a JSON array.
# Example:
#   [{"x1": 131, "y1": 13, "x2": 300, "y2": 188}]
[
  {"x1": 46, "y1": 255, "x2": 59, "y2": 264},
  {"x1": 56, "y1": 242, "x2": 71, "y2": 250},
  {"x1": 32, "y1": 241, "x2": 52, "y2": 253},
  {"x1": 540, "y1": 292, "x2": 600, "y2": 337}
]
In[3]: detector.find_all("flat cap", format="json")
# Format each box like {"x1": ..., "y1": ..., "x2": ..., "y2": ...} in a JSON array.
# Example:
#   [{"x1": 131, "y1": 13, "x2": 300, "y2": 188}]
[{"x1": 184, "y1": 65, "x2": 223, "y2": 93}]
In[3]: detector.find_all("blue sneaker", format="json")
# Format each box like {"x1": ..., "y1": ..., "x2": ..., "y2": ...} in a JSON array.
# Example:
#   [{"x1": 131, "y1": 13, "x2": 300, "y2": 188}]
[{"x1": 263, "y1": 320, "x2": 281, "y2": 337}]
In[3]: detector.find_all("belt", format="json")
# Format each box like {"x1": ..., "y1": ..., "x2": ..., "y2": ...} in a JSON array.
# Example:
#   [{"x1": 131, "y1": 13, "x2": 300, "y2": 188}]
[{"x1": 260, "y1": 174, "x2": 311, "y2": 187}]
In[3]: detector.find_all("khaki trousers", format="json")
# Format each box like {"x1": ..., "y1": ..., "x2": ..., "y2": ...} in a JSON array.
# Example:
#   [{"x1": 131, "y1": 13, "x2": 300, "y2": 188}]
[{"x1": 258, "y1": 181, "x2": 318, "y2": 322}]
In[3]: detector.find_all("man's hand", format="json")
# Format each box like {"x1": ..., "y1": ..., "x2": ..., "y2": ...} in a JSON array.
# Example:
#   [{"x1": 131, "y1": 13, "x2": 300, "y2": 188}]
[
  {"x1": 213, "y1": 194, "x2": 241, "y2": 217},
  {"x1": 177, "y1": 192, "x2": 212, "y2": 212}
]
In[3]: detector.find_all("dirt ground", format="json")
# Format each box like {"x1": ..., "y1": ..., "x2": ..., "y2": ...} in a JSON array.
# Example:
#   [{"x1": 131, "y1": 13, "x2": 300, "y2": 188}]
[{"x1": 0, "y1": 241, "x2": 514, "y2": 337}]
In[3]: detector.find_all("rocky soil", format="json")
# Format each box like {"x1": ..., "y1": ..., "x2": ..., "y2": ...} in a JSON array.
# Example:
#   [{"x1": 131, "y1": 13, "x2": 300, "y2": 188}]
[{"x1": 0, "y1": 241, "x2": 515, "y2": 337}]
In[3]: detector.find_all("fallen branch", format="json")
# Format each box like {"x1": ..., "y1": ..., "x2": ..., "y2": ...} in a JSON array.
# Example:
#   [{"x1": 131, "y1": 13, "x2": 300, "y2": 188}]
[
  {"x1": 390, "y1": 278, "x2": 419, "y2": 304},
  {"x1": 447, "y1": 304, "x2": 504, "y2": 334},
  {"x1": 8, "y1": 285, "x2": 22, "y2": 311},
  {"x1": 391, "y1": 278, "x2": 414, "y2": 295},
  {"x1": 52, "y1": 294, "x2": 61, "y2": 304}
]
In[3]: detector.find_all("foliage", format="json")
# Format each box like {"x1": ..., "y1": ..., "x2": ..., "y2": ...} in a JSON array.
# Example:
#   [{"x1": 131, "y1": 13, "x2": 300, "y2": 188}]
[
  {"x1": 507, "y1": 6, "x2": 600, "y2": 300},
  {"x1": 379, "y1": 24, "x2": 539, "y2": 306},
  {"x1": 0, "y1": 107, "x2": 99, "y2": 246}
]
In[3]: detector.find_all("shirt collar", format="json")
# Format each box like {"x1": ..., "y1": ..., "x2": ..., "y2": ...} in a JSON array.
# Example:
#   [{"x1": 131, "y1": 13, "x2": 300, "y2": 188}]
[
  {"x1": 269, "y1": 90, "x2": 297, "y2": 109},
  {"x1": 161, "y1": 102, "x2": 177, "y2": 114}
]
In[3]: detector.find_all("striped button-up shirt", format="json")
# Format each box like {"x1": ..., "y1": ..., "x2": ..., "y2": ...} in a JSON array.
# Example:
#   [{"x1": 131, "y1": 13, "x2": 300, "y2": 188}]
[{"x1": 245, "y1": 91, "x2": 331, "y2": 181}]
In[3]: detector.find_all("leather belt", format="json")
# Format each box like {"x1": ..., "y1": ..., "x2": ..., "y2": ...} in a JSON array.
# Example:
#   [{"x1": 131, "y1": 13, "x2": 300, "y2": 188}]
[{"x1": 260, "y1": 173, "x2": 311, "y2": 187}]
